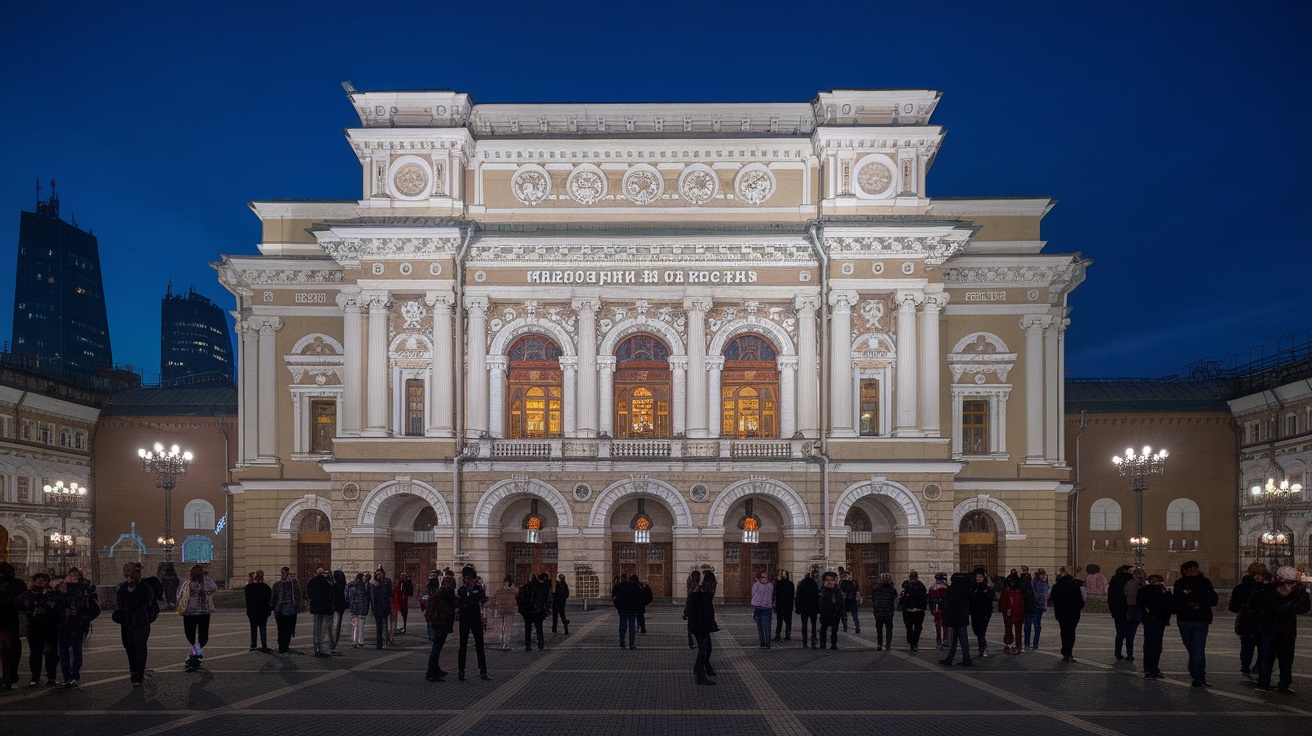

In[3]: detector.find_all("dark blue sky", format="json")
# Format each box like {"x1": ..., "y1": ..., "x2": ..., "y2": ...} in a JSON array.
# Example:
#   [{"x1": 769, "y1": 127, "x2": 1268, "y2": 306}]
[{"x1": 3, "y1": 1, "x2": 1309, "y2": 380}]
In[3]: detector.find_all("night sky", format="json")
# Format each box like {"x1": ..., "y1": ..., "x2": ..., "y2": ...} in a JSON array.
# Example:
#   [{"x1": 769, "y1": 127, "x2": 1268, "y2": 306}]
[{"x1": 3, "y1": 2, "x2": 1309, "y2": 380}]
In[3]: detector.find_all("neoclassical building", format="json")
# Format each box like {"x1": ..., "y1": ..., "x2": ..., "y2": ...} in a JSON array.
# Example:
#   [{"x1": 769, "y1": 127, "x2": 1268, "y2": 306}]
[{"x1": 215, "y1": 88, "x2": 1087, "y2": 600}]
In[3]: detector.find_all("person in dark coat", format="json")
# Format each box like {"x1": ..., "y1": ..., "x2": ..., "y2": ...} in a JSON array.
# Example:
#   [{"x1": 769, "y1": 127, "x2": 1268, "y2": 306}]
[
  {"x1": 838, "y1": 570, "x2": 860, "y2": 633},
  {"x1": 686, "y1": 570, "x2": 719, "y2": 685},
  {"x1": 17, "y1": 572, "x2": 59, "y2": 686},
  {"x1": 0, "y1": 562, "x2": 26, "y2": 690},
  {"x1": 330, "y1": 570, "x2": 348, "y2": 655},
  {"x1": 270, "y1": 566, "x2": 303, "y2": 654},
  {"x1": 682, "y1": 569, "x2": 701, "y2": 649},
  {"x1": 818, "y1": 571, "x2": 845, "y2": 649},
  {"x1": 424, "y1": 576, "x2": 457, "y2": 681},
  {"x1": 968, "y1": 568, "x2": 996, "y2": 658},
  {"x1": 772, "y1": 570, "x2": 795, "y2": 642},
  {"x1": 1252, "y1": 566, "x2": 1310, "y2": 694},
  {"x1": 1050, "y1": 570, "x2": 1085, "y2": 662},
  {"x1": 939, "y1": 572, "x2": 973, "y2": 666},
  {"x1": 306, "y1": 567, "x2": 335, "y2": 657},
  {"x1": 795, "y1": 570, "x2": 821, "y2": 648},
  {"x1": 899, "y1": 571, "x2": 928, "y2": 652},
  {"x1": 551, "y1": 574, "x2": 571, "y2": 635},
  {"x1": 638, "y1": 580, "x2": 653, "y2": 634},
  {"x1": 1107, "y1": 564, "x2": 1134, "y2": 660},
  {"x1": 54, "y1": 567, "x2": 98, "y2": 687},
  {"x1": 870, "y1": 573, "x2": 898, "y2": 651},
  {"x1": 367, "y1": 567, "x2": 393, "y2": 650},
  {"x1": 1172, "y1": 559, "x2": 1218, "y2": 687},
  {"x1": 612, "y1": 574, "x2": 643, "y2": 649},
  {"x1": 112, "y1": 562, "x2": 159, "y2": 685},
  {"x1": 1229, "y1": 561, "x2": 1269, "y2": 680},
  {"x1": 1138, "y1": 573, "x2": 1173, "y2": 679},
  {"x1": 455, "y1": 565, "x2": 490, "y2": 681},
  {"x1": 244, "y1": 570, "x2": 272, "y2": 652},
  {"x1": 517, "y1": 573, "x2": 548, "y2": 651}
]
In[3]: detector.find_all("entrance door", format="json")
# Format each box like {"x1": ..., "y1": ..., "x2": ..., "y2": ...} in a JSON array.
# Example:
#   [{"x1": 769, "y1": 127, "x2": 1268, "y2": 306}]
[
  {"x1": 722, "y1": 542, "x2": 778, "y2": 603},
  {"x1": 297, "y1": 532, "x2": 331, "y2": 593},
  {"x1": 958, "y1": 510, "x2": 997, "y2": 577},
  {"x1": 611, "y1": 542, "x2": 673, "y2": 599},
  {"x1": 846, "y1": 543, "x2": 889, "y2": 596},
  {"x1": 395, "y1": 542, "x2": 438, "y2": 583},
  {"x1": 506, "y1": 542, "x2": 558, "y2": 586}
]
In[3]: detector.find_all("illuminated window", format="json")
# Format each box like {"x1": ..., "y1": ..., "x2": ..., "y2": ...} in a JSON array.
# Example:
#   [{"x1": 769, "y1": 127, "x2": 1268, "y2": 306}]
[
  {"x1": 961, "y1": 400, "x2": 989, "y2": 454},
  {"x1": 507, "y1": 335, "x2": 563, "y2": 438},
  {"x1": 310, "y1": 400, "x2": 337, "y2": 453},
  {"x1": 859, "y1": 379, "x2": 880, "y2": 436},
  {"x1": 721, "y1": 334, "x2": 778, "y2": 438},
  {"x1": 614, "y1": 334, "x2": 671, "y2": 438},
  {"x1": 405, "y1": 379, "x2": 424, "y2": 436}
]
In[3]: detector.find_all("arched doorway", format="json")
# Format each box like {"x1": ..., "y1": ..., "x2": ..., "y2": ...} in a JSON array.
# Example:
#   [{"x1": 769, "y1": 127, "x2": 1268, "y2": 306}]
[
  {"x1": 614, "y1": 334, "x2": 671, "y2": 438},
  {"x1": 297, "y1": 511, "x2": 332, "y2": 589},
  {"x1": 844, "y1": 502, "x2": 895, "y2": 595},
  {"x1": 721, "y1": 497, "x2": 785, "y2": 603},
  {"x1": 501, "y1": 496, "x2": 560, "y2": 586},
  {"x1": 958, "y1": 511, "x2": 997, "y2": 576},
  {"x1": 609, "y1": 497, "x2": 674, "y2": 598}
]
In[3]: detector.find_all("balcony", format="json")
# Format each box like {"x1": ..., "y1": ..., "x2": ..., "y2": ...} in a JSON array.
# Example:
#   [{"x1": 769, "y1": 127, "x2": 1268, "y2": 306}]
[
  {"x1": 611, "y1": 441, "x2": 671, "y2": 458},
  {"x1": 477, "y1": 437, "x2": 807, "y2": 461},
  {"x1": 730, "y1": 441, "x2": 793, "y2": 459}
]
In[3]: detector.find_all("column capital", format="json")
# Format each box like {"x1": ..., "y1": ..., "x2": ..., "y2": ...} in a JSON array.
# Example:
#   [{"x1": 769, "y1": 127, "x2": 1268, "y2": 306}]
[
  {"x1": 705, "y1": 356, "x2": 725, "y2": 370},
  {"x1": 828, "y1": 290, "x2": 858, "y2": 312},
  {"x1": 921, "y1": 293, "x2": 949, "y2": 312},
  {"x1": 777, "y1": 355, "x2": 800, "y2": 369},
  {"x1": 1020, "y1": 314, "x2": 1055, "y2": 332},
  {"x1": 362, "y1": 291, "x2": 392, "y2": 310},
  {"x1": 464, "y1": 295, "x2": 489, "y2": 316},
  {"x1": 336, "y1": 288, "x2": 362, "y2": 311},
  {"x1": 668, "y1": 355, "x2": 689, "y2": 370},
  {"x1": 794, "y1": 295, "x2": 821, "y2": 313},
  {"x1": 558, "y1": 355, "x2": 579, "y2": 371},
  {"x1": 571, "y1": 296, "x2": 602, "y2": 313},
  {"x1": 424, "y1": 289, "x2": 456, "y2": 309},
  {"x1": 256, "y1": 317, "x2": 284, "y2": 333},
  {"x1": 486, "y1": 355, "x2": 508, "y2": 371},
  {"x1": 598, "y1": 355, "x2": 617, "y2": 370},
  {"x1": 683, "y1": 296, "x2": 713, "y2": 313},
  {"x1": 895, "y1": 290, "x2": 922, "y2": 310}
]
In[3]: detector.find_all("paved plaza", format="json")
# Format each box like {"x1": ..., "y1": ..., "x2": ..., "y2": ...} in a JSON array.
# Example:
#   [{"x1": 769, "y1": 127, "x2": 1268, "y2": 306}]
[{"x1": 2, "y1": 605, "x2": 1309, "y2": 735}]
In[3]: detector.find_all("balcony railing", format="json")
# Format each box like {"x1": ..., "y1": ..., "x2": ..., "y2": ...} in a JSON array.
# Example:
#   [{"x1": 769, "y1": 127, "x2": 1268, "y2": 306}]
[
  {"x1": 611, "y1": 441, "x2": 671, "y2": 458},
  {"x1": 490, "y1": 441, "x2": 553, "y2": 458},
  {"x1": 730, "y1": 441, "x2": 794, "y2": 459}
]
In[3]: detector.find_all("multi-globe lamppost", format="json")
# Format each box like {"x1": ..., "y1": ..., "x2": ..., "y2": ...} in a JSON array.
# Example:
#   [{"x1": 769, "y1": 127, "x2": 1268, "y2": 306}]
[
  {"x1": 1250, "y1": 477, "x2": 1302, "y2": 567},
  {"x1": 43, "y1": 480, "x2": 87, "y2": 569},
  {"x1": 1112, "y1": 446, "x2": 1168, "y2": 568},
  {"x1": 138, "y1": 443, "x2": 193, "y2": 563}
]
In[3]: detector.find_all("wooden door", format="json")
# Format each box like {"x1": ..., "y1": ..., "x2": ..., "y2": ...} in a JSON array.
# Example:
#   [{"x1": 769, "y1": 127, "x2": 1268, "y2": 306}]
[
  {"x1": 722, "y1": 542, "x2": 778, "y2": 603},
  {"x1": 958, "y1": 544, "x2": 997, "y2": 578},
  {"x1": 611, "y1": 542, "x2": 673, "y2": 599},
  {"x1": 394, "y1": 542, "x2": 437, "y2": 583},
  {"x1": 506, "y1": 542, "x2": 558, "y2": 586},
  {"x1": 846, "y1": 543, "x2": 889, "y2": 596},
  {"x1": 297, "y1": 534, "x2": 331, "y2": 593}
]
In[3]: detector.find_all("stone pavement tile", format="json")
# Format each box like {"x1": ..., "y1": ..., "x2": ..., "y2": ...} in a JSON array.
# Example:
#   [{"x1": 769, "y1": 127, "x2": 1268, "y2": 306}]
[
  {"x1": 0, "y1": 713, "x2": 184, "y2": 736},
  {"x1": 802, "y1": 713, "x2": 1069, "y2": 735},
  {"x1": 477, "y1": 714, "x2": 774, "y2": 736},
  {"x1": 1082, "y1": 714, "x2": 1312, "y2": 736},
  {"x1": 247, "y1": 666, "x2": 487, "y2": 710},
  {"x1": 765, "y1": 670, "x2": 1017, "y2": 711},
  {"x1": 513, "y1": 670, "x2": 756, "y2": 709},
  {"x1": 174, "y1": 714, "x2": 453, "y2": 736},
  {"x1": 969, "y1": 671, "x2": 1283, "y2": 712}
]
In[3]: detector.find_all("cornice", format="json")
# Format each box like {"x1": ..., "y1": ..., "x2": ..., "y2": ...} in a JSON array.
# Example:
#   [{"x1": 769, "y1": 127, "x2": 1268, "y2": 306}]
[
  {"x1": 315, "y1": 228, "x2": 462, "y2": 268},
  {"x1": 467, "y1": 237, "x2": 815, "y2": 267},
  {"x1": 214, "y1": 257, "x2": 343, "y2": 289},
  {"x1": 824, "y1": 228, "x2": 974, "y2": 266}
]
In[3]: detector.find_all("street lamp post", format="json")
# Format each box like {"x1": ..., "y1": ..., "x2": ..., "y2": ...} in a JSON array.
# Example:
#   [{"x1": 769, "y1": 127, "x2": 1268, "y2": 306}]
[
  {"x1": 43, "y1": 480, "x2": 87, "y2": 570},
  {"x1": 1113, "y1": 446, "x2": 1168, "y2": 568},
  {"x1": 138, "y1": 443, "x2": 193, "y2": 563},
  {"x1": 48, "y1": 532, "x2": 74, "y2": 569},
  {"x1": 1251, "y1": 478, "x2": 1302, "y2": 567}
]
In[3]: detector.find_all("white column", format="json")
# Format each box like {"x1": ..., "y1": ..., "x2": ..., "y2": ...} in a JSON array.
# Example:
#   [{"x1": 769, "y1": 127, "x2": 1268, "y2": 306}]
[
  {"x1": 464, "y1": 296, "x2": 489, "y2": 438},
  {"x1": 1056, "y1": 318, "x2": 1070, "y2": 465},
  {"x1": 1044, "y1": 317, "x2": 1061, "y2": 464},
  {"x1": 706, "y1": 356, "x2": 724, "y2": 437},
  {"x1": 1021, "y1": 315, "x2": 1051, "y2": 464},
  {"x1": 560, "y1": 356, "x2": 578, "y2": 436},
  {"x1": 425, "y1": 290, "x2": 455, "y2": 437},
  {"x1": 918, "y1": 293, "x2": 946, "y2": 437},
  {"x1": 238, "y1": 318, "x2": 258, "y2": 462},
  {"x1": 257, "y1": 317, "x2": 283, "y2": 458},
  {"x1": 894, "y1": 291, "x2": 920, "y2": 436},
  {"x1": 598, "y1": 356, "x2": 616, "y2": 437},
  {"x1": 684, "y1": 297, "x2": 711, "y2": 437},
  {"x1": 573, "y1": 298, "x2": 599, "y2": 436},
  {"x1": 794, "y1": 295, "x2": 820, "y2": 436},
  {"x1": 363, "y1": 292, "x2": 391, "y2": 437},
  {"x1": 828, "y1": 290, "x2": 857, "y2": 437},
  {"x1": 487, "y1": 355, "x2": 507, "y2": 438},
  {"x1": 778, "y1": 355, "x2": 798, "y2": 438},
  {"x1": 337, "y1": 289, "x2": 364, "y2": 436},
  {"x1": 669, "y1": 355, "x2": 688, "y2": 436}
]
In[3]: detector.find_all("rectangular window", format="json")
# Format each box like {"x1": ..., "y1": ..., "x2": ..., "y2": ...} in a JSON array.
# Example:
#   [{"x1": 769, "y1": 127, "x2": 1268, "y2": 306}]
[
  {"x1": 405, "y1": 379, "x2": 424, "y2": 436},
  {"x1": 859, "y1": 379, "x2": 880, "y2": 436},
  {"x1": 20, "y1": 420, "x2": 32, "y2": 441},
  {"x1": 310, "y1": 400, "x2": 337, "y2": 453},
  {"x1": 38, "y1": 424, "x2": 53, "y2": 444},
  {"x1": 17, "y1": 477, "x2": 30, "y2": 503},
  {"x1": 962, "y1": 400, "x2": 989, "y2": 455}
]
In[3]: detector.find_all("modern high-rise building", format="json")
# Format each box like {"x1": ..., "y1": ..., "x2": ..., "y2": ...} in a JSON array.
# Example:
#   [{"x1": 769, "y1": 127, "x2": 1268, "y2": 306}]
[
  {"x1": 161, "y1": 284, "x2": 235, "y2": 386},
  {"x1": 10, "y1": 183, "x2": 114, "y2": 376}
]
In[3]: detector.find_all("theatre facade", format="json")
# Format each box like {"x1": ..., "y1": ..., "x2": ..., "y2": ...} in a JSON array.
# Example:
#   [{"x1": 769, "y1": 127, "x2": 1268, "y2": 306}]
[{"x1": 215, "y1": 88, "x2": 1087, "y2": 600}]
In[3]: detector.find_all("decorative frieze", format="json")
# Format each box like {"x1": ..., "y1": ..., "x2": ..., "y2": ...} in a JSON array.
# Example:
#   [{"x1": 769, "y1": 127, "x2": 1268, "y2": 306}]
[
  {"x1": 825, "y1": 234, "x2": 971, "y2": 266},
  {"x1": 470, "y1": 240, "x2": 814, "y2": 266},
  {"x1": 318, "y1": 236, "x2": 461, "y2": 268}
]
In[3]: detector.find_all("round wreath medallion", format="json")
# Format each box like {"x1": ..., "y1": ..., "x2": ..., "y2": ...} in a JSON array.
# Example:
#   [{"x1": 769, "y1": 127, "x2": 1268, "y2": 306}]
[
  {"x1": 735, "y1": 164, "x2": 776, "y2": 205},
  {"x1": 511, "y1": 165, "x2": 552, "y2": 206},
  {"x1": 855, "y1": 157, "x2": 895, "y2": 197},
  {"x1": 622, "y1": 165, "x2": 664, "y2": 205},
  {"x1": 567, "y1": 165, "x2": 608, "y2": 205},
  {"x1": 678, "y1": 165, "x2": 719, "y2": 205}
]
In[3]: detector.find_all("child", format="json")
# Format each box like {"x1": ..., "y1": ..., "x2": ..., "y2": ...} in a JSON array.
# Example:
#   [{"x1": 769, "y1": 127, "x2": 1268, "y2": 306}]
[{"x1": 818, "y1": 571, "x2": 844, "y2": 650}]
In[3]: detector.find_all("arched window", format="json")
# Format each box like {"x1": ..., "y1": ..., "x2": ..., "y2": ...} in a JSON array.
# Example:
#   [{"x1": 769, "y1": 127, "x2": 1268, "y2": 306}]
[
  {"x1": 413, "y1": 506, "x2": 437, "y2": 532},
  {"x1": 721, "y1": 334, "x2": 779, "y2": 438},
  {"x1": 1089, "y1": 498, "x2": 1122, "y2": 531},
  {"x1": 507, "y1": 335, "x2": 563, "y2": 439},
  {"x1": 299, "y1": 510, "x2": 330, "y2": 534},
  {"x1": 1166, "y1": 498, "x2": 1201, "y2": 531},
  {"x1": 184, "y1": 499, "x2": 216, "y2": 530},
  {"x1": 614, "y1": 334, "x2": 671, "y2": 438}
]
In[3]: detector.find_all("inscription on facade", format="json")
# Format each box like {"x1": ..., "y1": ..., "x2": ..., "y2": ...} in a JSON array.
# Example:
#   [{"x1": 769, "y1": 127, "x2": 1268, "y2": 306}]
[
  {"x1": 295, "y1": 292, "x2": 328, "y2": 303},
  {"x1": 964, "y1": 291, "x2": 1007, "y2": 302},
  {"x1": 527, "y1": 269, "x2": 759, "y2": 285}
]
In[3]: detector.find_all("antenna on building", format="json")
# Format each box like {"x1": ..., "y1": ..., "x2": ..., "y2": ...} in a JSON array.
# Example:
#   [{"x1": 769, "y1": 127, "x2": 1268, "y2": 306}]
[{"x1": 167, "y1": 280, "x2": 173, "y2": 297}]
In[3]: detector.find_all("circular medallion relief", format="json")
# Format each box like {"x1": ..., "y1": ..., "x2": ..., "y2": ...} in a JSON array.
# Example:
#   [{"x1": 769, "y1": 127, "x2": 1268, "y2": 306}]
[
  {"x1": 799, "y1": 271, "x2": 812, "y2": 282},
  {"x1": 678, "y1": 164, "x2": 719, "y2": 205},
  {"x1": 474, "y1": 270, "x2": 487, "y2": 283},
  {"x1": 854, "y1": 156, "x2": 896, "y2": 198},
  {"x1": 734, "y1": 164, "x2": 776, "y2": 205},
  {"x1": 371, "y1": 263, "x2": 385, "y2": 276},
  {"x1": 872, "y1": 262, "x2": 885, "y2": 275},
  {"x1": 429, "y1": 263, "x2": 443, "y2": 276},
  {"x1": 342, "y1": 482, "x2": 360, "y2": 501},
  {"x1": 841, "y1": 262, "x2": 855, "y2": 275},
  {"x1": 566, "y1": 165, "x2": 608, "y2": 205},
  {"x1": 690, "y1": 483, "x2": 710, "y2": 502},
  {"x1": 572, "y1": 483, "x2": 592, "y2": 502},
  {"x1": 511, "y1": 164, "x2": 552, "y2": 206},
  {"x1": 922, "y1": 484, "x2": 942, "y2": 502},
  {"x1": 392, "y1": 163, "x2": 429, "y2": 197},
  {"x1": 901, "y1": 262, "x2": 915, "y2": 275},
  {"x1": 399, "y1": 262, "x2": 413, "y2": 276},
  {"x1": 622, "y1": 164, "x2": 664, "y2": 205}
]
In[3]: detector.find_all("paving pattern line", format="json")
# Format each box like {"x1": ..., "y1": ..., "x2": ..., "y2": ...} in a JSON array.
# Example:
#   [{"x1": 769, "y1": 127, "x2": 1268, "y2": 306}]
[
  {"x1": 423, "y1": 612, "x2": 612, "y2": 736},
  {"x1": 716, "y1": 629, "x2": 813, "y2": 736}
]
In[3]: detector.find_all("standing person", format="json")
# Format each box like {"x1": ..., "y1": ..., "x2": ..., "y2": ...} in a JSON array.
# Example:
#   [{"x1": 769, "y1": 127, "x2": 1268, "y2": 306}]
[
  {"x1": 392, "y1": 571, "x2": 413, "y2": 636},
  {"x1": 1138, "y1": 573, "x2": 1173, "y2": 679},
  {"x1": 939, "y1": 572, "x2": 972, "y2": 667},
  {"x1": 306, "y1": 567, "x2": 334, "y2": 658},
  {"x1": 517, "y1": 573, "x2": 547, "y2": 652},
  {"x1": 1025, "y1": 569, "x2": 1050, "y2": 651},
  {"x1": 1084, "y1": 564, "x2": 1107, "y2": 599},
  {"x1": 244, "y1": 570, "x2": 272, "y2": 652},
  {"x1": 927, "y1": 572, "x2": 949, "y2": 650},
  {"x1": 17, "y1": 572, "x2": 59, "y2": 686},
  {"x1": 1122, "y1": 567, "x2": 1145, "y2": 662},
  {"x1": 1253, "y1": 566, "x2": 1311, "y2": 694},
  {"x1": 899, "y1": 571, "x2": 927, "y2": 652},
  {"x1": 838, "y1": 570, "x2": 860, "y2": 633},
  {"x1": 158, "y1": 562, "x2": 180, "y2": 610},
  {"x1": 0, "y1": 561, "x2": 26, "y2": 690},
  {"x1": 772, "y1": 570, "x2": 795, "y2": 643},
  {"x1": 1173, "y1": 560, "x2": 1218, "y2": 687},
  {"x1": 346, "y1": 573, "x2": 370, "y2": 649},
  {"x1": 687, "y1": 569, "x2": 719, "y2": 685},
  {"x1": 870, "y1": 573, "x2": 897, "y2": 651},
  {"x1": 751, "y1": 571, "x2": 774, "y2": 649},
  {"x1": 112, "y1": 562, "x2": 159, "y2": 686},
  {"x1": 795, "y1": 569, "x2": 820, "y2": 649},
  {"x1": 998, "y1": 573, "x2": 1025, "y2": 655},
  {"x1": 492, "y1": 576, "x2": 518, "y2": 650},
  {"x1": 637, "y1": 578, "x2": 653, "y2": 634},
  {"x1": 818, "y1": 571, "x2": 845, "y2": 650},
  {"x1": 1050, "y1": 569, "x2": 1085, "y2": 662},
  {"x1": 270, "y1": 566, "x2": 303, "y2": 654},
  {"x1": 613, "y1": 574, "x2": 642, "y2": 650},
  {"x1": 1107, "y1": 564, "x2": 1134, "y2": 660},
  {"x1": 455, "y1": 565, "x2": 490, "y2": 681},
  {"x1": 1229, "y1": 561, "x2": 1269, "y2": 680},
  {"x1": 424, "y1": 575, "x2": 457, "y2": 682},
  {"x1": 551, "y1": 573, "x2": 571, "y2": 635},
  {"x1": 968, "y1": 568, "x2": 996, "y2": 658},
  {"x1": 330, "y1": 570, "x2": 348, "y2": 655},
  {"x1": 368, "y1": 567, "x2": 394, "y2": 650},
  {"x1": 55, "y1": 567, "x2": 97, "y2": 687},
  {"x1": 682, "y1": 569, "x2": 701, "y2": 649},
  {"x1": 179, "y1": 565, "x2": 217, "y2": 671}
]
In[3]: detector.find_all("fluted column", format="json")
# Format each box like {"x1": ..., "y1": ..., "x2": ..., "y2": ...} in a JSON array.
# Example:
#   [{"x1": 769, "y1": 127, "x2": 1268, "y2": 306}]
[
  {"x1": 464, "y1": 296, "x2": 489, "y2": 438},
  {"x1": 684, "y1": 297, "x2": 712, "y2": 437},
  {"x1": 560, "y1": 356, "x2": 578, "y2": 436},
  {"x1": 794, "y1": 296, "x2": 820, "y2": 436},
  {"x1": 1021, "y1": 315, "x2": 1052, "y2": 464},
  {"x1": 918, "y1": 293, "x2": 946, "y2": 437},
  {"x1": 598, "y1": 356, "x2": 616, "y2": 436},
  {"x1": 1044, "y1": 317, "x2": 1061, "y2": 464},
  {"x1": 425, "y1": 290, "x2": 455, "y2": 437},
  {"x1": 239, "y1": 318, "x2": 258, "y2": 462},
  {"x1": 487, "y1": 355, "x2": 507, "y2": 438},
  {"x1": 363, "y1": 293, "x2": 391, "y2": 437},
  {"x1": 706, "y1": 356, "x2": 724, "y2": 437},
  {"x1": 669, "y1": 355, "x2": 688, "y2": 436},
  {"x1": 337, "y1": 289, "x2": 364, "y2": 436},
  {"x1": 894, "y1": 291, "x2": 920, "y2": 436},
  {"x1": 257, "y1": 317, "x2": 283, "y2": 457},
  {"x1": 1056, "y1": 318, "x2": 1070, "y2": 465},
  {"x1": 778, "y1": 355, "x2": 798, "y2": 438},
  {"x1": 828, "y1": 290, "x2": 857, "y2": 437},
  {"x1": 573, "y1": 298, "x2": 599, "y2": 436}
]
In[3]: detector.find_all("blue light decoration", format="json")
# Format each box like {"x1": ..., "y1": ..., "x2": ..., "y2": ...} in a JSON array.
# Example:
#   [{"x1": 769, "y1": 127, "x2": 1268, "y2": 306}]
[{"x1": 215, "y1": 514, "x2": 227, "y2": 535}]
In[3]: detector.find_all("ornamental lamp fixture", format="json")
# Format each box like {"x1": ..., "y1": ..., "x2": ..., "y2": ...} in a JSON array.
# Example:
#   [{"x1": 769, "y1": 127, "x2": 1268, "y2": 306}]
[
  {"x1": 139, "y1": 442, "x2": 193, "y2": 563},
  {"x1": 1112, "y1": 445, "x2": 1167, "y2": 567}
]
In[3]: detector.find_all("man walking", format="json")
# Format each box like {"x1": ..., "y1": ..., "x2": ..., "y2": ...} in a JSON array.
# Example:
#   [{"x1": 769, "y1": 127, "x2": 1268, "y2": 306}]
[
  {"x1": 551, "y1": 573, "x2": 571, "y2": 635},
  {"x1": 17, "y1": 572, "x2": 59, "y2": 686},
  {"x1": 613, "y1": 574, "x2": 642, "y2": 650},
  {"x1": 1173, "y1": 560, "x2": 1218, "y2": 687},
  {"x1": 1138, "y1": 573, "x2": 1172, "y2": 679},
  {"x1": 1050, "y1": 569, "x2": 1085, "y2": 662},
  {"x1": 244, "y1": 570, "x2": 272, "y2": 652},
  {"x1": 306, "y1": 567, "x2": 334, "y2": 657},
  {"x1": 368, "y1": 567, "x2": 394, "y2": 650},
  {"x1": 455, "y1": 565, "x2": 490, "y2": 681},
  {"x1": 270, "y1": 567, "x2": 302, "y2": 654},
  {"x1": 773, "y1": 570, "x2": 795, "y2": 643},
  {"x1": 112, "y1": 562, "x2": 159, "y2": 685},
  {"x1": 1108, "y1": 564, "x2": 1134, "y2": 660}
]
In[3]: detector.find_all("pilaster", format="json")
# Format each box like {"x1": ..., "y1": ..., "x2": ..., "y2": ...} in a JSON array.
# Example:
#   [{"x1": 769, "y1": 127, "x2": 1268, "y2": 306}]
[
  {"x1": 795, "y1": 296, "x2": 820, "y2": 436},
  {"x1": 828, "y1": 290, "x2": 858, "y2": 437},
  {"x1": 425, "y1": 290, "x2": 455, "y2": 437},
  {"x1": 465, "y1": 296, "x2": 489, "y2": 438},
  {"x1": 363, "y1": 292, "x2": 392, "y2": 437},
  {"x1": 256, "y1": 317, "x2": 283, "y2": 460},
  {"x1": 894, "y1": 291, "x2": 920, "y2": 436},
  {"x1": 684, "y1": 297, "x2": 712, "y2": 438}
]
